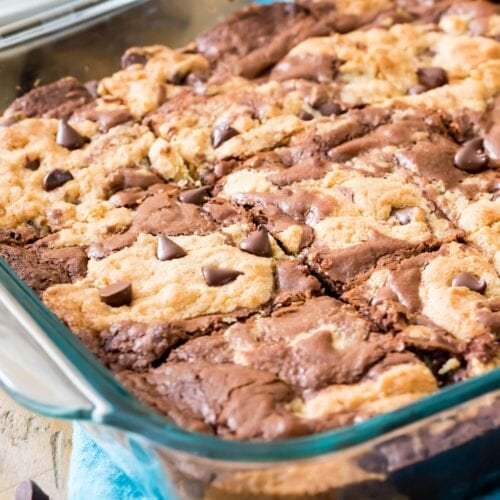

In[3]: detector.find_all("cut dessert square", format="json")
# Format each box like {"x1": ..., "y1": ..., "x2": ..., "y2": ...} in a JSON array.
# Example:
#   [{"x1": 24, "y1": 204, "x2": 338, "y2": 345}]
[
  {"x1": 0, "y1": 117, "x2": 153, "y2": 233},
  {"x1": 217, "y1": 110, "x2": 460, "y2": 291},
  {"x1": 42, "y1": 206, "x2": 322, "y2": 371},
  {"x1": 119, "y1": 355, "x2": 437, "y2": 439},
  {"x1": 324, "y1": 102, "x2": 500, "y2": 269},
  {"x1": 119, "y1": 296, "x2": 438, "y2": 439},
  {"x1": 145, "y1": 81, "x2": 308, "y2": 183},
  {"x1": 343, "y1": 242, "x2": 500, "y2": 379}
]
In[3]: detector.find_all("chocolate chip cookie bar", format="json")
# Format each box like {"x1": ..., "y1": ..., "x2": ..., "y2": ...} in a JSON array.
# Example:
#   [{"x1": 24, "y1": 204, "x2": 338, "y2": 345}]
[{"x1": 0, "y1": 0, "x2": 499, "y2": 441}]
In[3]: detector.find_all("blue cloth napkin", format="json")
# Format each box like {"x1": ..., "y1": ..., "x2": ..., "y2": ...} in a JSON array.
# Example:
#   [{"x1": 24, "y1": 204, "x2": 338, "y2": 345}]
[
  {"x1": 69, "y1": 424, "x2": 500, "y2": 500},
  {"x1": 69, "y1": 424, "x2": 146, "y2": 500}
]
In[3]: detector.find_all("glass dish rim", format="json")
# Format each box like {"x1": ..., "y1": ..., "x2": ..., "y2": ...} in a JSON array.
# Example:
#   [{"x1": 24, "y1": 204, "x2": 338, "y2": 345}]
[{"x1": 1, "y1": 257, "x2": 499, "y2": 463}]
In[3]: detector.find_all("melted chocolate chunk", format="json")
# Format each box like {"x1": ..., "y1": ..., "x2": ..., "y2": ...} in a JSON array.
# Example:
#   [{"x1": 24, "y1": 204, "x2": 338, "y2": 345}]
[
  {"x1": 99, "y1": 281, "x2": 133, "y2": 307},
  {"x1": 15, "y1": 480, "x2": 49, "y2": 500},
  {"x1": 275, "y1": 260, "x2": 322, "y2": 303},
  {"x1": 451, "y1": 272, "x2": 487, "y2": 294},
  {"x1": 272, "y1": 53, "x2": 340, "y2": 83},
  {"x1": 97, "y1": 109, "x2": 132, "y2": 131},
  {"x1": 56, "y1": 120, "x2": 86, "y2": 150},
  {"x1": 0, "y1": 244, "x2": 87, "y2": 296},
  {"x1": 391, "y1": 207, "x2": 414, "y2": 225},
  {"x1": 416, "y1": 67, "x2": 448, "y2": 90},
  {"x1": 178, "y1": 186, "x2": 210, "y2": 205},
  {"x1": 315, "y1": 101, "x2": 343, "y2": 117},
  {"x1": 157, "y1": 235, "x2": 186, "y2": 261},
  {"x1": 42, "y1": 169, "x2": 74, "y2": 191},
  {"x1": 299, "y1": 110, "x2": 314, "y2": 121},
  {"x1": 109, "y1": 168, "x2": 163, "y2": 192},
  {"x1": 454, "y1": 138, "x2": 489, "y2": 173},
  {"x1": 387, "y1": 264, "x2": 423, "y2": 313},
  {"x1": 308, "y1": 230, "x2": 414, "y2": 287},
  {"x1": 120, "y1": 361, "x2": 305, "y2": 440},
  {"x1": 25, "y1": 158, "x2": 40, "y2": 171},
  {"x1": 240, "y1": 227, "x2": 272, "y2": 257},
  {"x1": 212, "y1": 124, "x2": 239, "y2": 148},
  {"x1": 73, "y1": 102, "x2": 132, "y2": 132},
  {"x1": 213, "y1": 160, "x2": 236, "y2": 179},
  {"x1": 4, "y1": 77, "x2": 92, "y2": 120},
  {"x1": 196, "y1": 3, "x2": 316, "y2": 79},
  {"x1": 89, "y1": 191, "x2": 217, "y2": 257},
  {"x1": 238, "y1": 189, "x2": 336, "y2": 224},
  {"x1": 109, "y1": 189, "x2": 147, "y2": 207},
  {"x1": 396, "y1": 137, "x2": 465, "y2": 188},
  {"x1": 202, "y1": 266, "x2": 243, "y2": 286}
]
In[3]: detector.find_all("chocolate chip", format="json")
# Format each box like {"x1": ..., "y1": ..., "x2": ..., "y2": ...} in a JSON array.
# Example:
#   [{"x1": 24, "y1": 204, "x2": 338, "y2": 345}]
[
  {"x1": 202, "y1": 266, "x2": 243, "y2": 286},
  {"x1": 56, "y1": 119, "x2": 86, "y2": 150},
  {"x1": 178, "y1": 186, "x2": 210, "y2": 205},
  {"x1": 451, "y1": 272, "x2": 487, "y2": 294},
  {"x1": 169, "y1": 71, "x2": 187, "y2": 85},
  {"x1": 98, "y1": 109, "x2": 132, "y2": 131},
  {"x1": 315, "y1": 102, "x2": 342, "y2": 117},
  {"x1": 25, "y1": 158, "x2": 40, "y2": 171},
  {"x1": 42, "y1": 169, "x2": 74, "y2": 191},
  {"x1": 214, "y1": 160, "x2": 236, "y2": 178},
  {"x1": 99, "y1": 281, "x2": 133, "y2": 307},
  {"x1": 391, "y1": 207, "x2": 414, "y2": 225},
  {"x1": 121, "y1": 52, "x2": 148, "y2": 68},
  {"x1": 110, "y1": 190, "x2": 146, "y2": 207},
  {"x1": 212, "y1": 124, "x2": 239, "y2": 149},
  {"x1": 240, "y1": 227, "x2": 272, "y2": 257},
  {"x1": 112, "y1": 169, "x2": 163, "y2": 191},
  {"x1": 299, "y1": 110, "x2": 314, "y2": 121},
  {"x1": 15, "y1": 480, "x2": 49, "y2": 500},
  {"x1": 454, "y1": 138, "x2": 488, "y2": 173},
  {"x1": 157, "y1": 235, "x2": 186, "y2": 261},
  {"x1": 201, "y1": 172, "x2": 218, "y2": 185},
  {"x1": 416, "y1": 67, "x2": 448, "y2": 90}
]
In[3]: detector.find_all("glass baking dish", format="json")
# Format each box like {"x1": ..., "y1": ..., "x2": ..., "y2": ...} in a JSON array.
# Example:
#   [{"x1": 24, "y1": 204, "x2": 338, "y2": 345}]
[{"x1": 0, "y1": 1, "x2": 499, "y2": 499}]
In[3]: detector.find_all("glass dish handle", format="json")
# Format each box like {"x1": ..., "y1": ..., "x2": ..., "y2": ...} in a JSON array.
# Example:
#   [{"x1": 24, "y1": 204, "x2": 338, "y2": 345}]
[
  {"x1": 0, "y1": 259, "x2": 166, "y2": 436},
  {"x1": 0, "y1": 283, "x2": 95, "y2": 417}
]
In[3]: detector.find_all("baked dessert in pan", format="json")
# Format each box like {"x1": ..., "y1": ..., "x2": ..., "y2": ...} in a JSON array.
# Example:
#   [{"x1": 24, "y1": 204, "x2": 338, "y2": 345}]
[{"x1": 0, "y1": 0, "x2": 498, "y2": 441}]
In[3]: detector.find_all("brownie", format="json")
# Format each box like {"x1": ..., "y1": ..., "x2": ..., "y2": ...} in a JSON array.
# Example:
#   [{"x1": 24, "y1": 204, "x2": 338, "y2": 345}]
[
  {"x1": 3, "y1": 77, "x2": 93, "y2": 120},
  {"x1": 43, "y1": 221, "x2": 322, "y2": 369},
  {"x1": 344, "y1": 242, "x2": 500, "y2": 378},
  {"x1": 119, "y1": 349, "x2": 436, "y2": 439},
  {"x1": 0, "y1": 0, "x2": 498, "y2": 441},
  {"x1": 0, "y1": 243, "x2": 87, "y2": 296}
]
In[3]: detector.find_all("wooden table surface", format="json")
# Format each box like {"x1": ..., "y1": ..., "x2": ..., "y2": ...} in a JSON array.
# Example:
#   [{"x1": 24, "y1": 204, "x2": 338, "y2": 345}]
[{"x1": 0, "y1": 392, "x2": 72, "y2": 500}]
